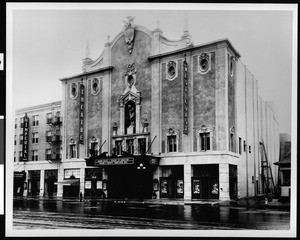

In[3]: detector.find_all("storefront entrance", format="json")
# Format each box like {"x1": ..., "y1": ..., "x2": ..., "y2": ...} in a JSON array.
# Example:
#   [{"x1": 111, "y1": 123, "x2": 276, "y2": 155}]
[
  {"x1": 192, "y1": 164, "x2": 219, "y2": 199},
  {"x1": 14, "y1": 171, "x2": 26, "y2": 196},
  {"x1": 63, "y1": 185, "x2": 80, "y2": 198},
  {"x1": 160, "y1": 166, "x2": 184, "y2": 199},
  {"x1": 229, "y1": 164, "x2": 238, "y2": 199},
  {"x1": 44, "y1": 170, "x2": 58, "y2": 197},
  {"x1": 28, "y1": 170, "x2": 40, "y2": 196},
  {"x1": 106, "y1": 165, "x2": 153, "y2": 199}
]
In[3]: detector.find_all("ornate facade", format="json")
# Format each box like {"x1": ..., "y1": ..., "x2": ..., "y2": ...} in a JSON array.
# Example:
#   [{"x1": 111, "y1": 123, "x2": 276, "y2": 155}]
[{"x1": 14, "y1": 18, "x2": 280, "y2": 201}]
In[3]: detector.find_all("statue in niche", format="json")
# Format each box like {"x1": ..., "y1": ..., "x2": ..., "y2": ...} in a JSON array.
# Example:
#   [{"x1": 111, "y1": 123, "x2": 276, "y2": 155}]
[{"x1": 125, "y1": 101, "x2": 136, "y2": 134}]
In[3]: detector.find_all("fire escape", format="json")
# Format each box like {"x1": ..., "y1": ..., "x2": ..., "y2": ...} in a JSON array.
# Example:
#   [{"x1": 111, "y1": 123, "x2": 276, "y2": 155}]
[
  {"x1": 260, "y1": 141, "x2": 276, "y2": 196},
  {"x1": 47, "y1": 113, "x2": 63, "y2": 163}
]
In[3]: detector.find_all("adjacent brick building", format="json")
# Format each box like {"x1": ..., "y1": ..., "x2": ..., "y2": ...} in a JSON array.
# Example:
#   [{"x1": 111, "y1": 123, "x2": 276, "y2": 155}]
[{"x1": 14, "y1": 18, "x2": 280, "y2": 200}]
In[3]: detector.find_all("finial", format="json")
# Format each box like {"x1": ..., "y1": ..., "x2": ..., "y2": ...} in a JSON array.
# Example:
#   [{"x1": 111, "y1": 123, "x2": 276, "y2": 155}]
[
  {"x1": 183, "y1": 13, "x2": 189, "y2": 34},
  {"x1": 85, "y1": 41, "x2": 90, "y2": 59}
]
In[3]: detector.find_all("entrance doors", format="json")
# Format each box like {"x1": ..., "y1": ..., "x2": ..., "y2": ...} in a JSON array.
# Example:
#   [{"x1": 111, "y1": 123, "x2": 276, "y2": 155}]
[
  {"x1": 107, "y1": 166, "x2": 152, "y2": 199},
  {"x1": 63, "y1": 185, "x2": 80, "y2": 198},
  {"x1": 192, "y1": 164, "x2": 219, "y2": 200},
  {"x1": 160, "y1": 178, "x2": 184, "y2": 198},
  {"x1": 229, "y1": 165, "x2": 238, "y2": 199},
  {"x1": 160, "y1": 165, "x2": 184, "y2": 199}
]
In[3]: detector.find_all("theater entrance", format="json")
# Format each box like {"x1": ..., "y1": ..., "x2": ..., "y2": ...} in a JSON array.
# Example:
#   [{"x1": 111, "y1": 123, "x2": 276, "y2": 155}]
[{"x1": 106, "y1": 165, "x2": 153, "y2": 199}]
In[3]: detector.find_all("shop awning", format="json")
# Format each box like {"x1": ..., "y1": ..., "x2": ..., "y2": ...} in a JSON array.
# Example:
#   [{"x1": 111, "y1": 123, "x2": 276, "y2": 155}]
[{"x1": 54, "y1": 179, "x2": 79, "y2": 186}]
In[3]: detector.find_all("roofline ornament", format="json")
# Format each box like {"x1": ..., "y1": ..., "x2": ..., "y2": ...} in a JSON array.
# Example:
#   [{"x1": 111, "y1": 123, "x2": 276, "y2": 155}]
[{"x1": 123, "y1": 16, "x2": 135, "y2": 54}]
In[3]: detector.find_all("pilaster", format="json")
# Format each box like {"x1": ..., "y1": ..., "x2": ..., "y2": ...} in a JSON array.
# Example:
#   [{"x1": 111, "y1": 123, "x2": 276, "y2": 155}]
[
  {"x1": 184, "y1": 164, "x2": 192, "y2": 200},
  {"x1": 219, "y1": 163, "x2": 230, "y2": 200}
]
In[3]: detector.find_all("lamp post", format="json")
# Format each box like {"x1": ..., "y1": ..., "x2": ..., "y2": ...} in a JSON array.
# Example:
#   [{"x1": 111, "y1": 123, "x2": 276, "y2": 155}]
[{"x1": 137, "y1": 163, "x2": 146, "y2": 200}]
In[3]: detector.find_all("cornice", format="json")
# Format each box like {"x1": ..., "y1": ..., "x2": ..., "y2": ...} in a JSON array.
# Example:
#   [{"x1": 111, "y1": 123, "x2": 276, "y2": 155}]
[{"x1": 59, "y1": 66, "x2": 114, "y2": 82}]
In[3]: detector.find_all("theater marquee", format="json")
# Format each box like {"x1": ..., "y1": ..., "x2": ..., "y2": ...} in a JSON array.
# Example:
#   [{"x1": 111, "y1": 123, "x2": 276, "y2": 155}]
[{"x1": 95, "y1": 157, "x2": 134, "y2": 166}]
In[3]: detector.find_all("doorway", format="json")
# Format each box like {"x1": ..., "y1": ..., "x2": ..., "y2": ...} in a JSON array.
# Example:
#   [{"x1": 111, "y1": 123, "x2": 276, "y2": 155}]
[{"x1": 107, "y1": 165, "x2": 152, "y2": 199}]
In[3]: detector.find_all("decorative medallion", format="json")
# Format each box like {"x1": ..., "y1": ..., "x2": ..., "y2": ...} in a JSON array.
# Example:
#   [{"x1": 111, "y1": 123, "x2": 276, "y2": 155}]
[
  {"x1": 167, "y1": 61, "x2": 177, "y2": 80},
  {"x1": 198, "y1": 53, "x2": 210, "y2": 74},
  {"x1": 70, "y1": 83, "x2": 78, "y2": 99},
  {"x1": 91, "y1": 78, "x2": 100, "y2": 95},
  {"x1": 125, "y1": 62, "x2": 137, "y2": 88},
  {"x1": 123, "y1": 16, "x2": 135, "y2": 54}
]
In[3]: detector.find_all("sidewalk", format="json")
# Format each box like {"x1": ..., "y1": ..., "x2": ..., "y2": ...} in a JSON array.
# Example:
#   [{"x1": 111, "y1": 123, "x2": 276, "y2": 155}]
[{"x1": 13, "y1": 196, "x2": 290, "y2": 210}]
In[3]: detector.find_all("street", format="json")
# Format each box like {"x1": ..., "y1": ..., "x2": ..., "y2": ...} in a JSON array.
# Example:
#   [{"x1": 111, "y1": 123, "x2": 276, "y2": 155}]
[{"x1": 13, "y1": 198, "x2": 290, "y2": 230}]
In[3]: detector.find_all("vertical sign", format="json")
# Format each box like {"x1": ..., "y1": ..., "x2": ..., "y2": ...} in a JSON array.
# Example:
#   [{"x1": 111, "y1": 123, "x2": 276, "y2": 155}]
[
  {"x1": 22, "y1": 113, "x2": 29, "y2": 161},
  {"x1": 79, "y1": 82, "x2": 85, "y2": 144},
  {"x1": 183, "y1": 53, "x2": 189, "y2": 135}
]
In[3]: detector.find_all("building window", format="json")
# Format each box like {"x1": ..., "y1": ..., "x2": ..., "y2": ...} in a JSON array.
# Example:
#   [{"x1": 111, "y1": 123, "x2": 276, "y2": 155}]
[
  {"x1": 69, "y1": 139, "x2": 76, "y2": 158},
  {"x1": 19, "y1": 134, "x2": 23, "y2": 145},
  {"x1": 14, "y1": 152, "x2": 16, "y2": 162},
  {"x1": 32, "y1": 150, "x2": 38, "y2": 161},
  {"x1": 239, "y1": 138, "x2": 242, "y2": 154},
  {"x1": 164, "y1": 128, "x2": 179, "y2": 153},
  {"x1": 14, "y1": 135, "x2": 17, "y2": 145},
  {"x1": 244, "y1": 141, "x2": 246, "y2": 152},
  {"x1": 46, "y1": 149, "x2": 52, "y2": 160},
  {"x1": 15, "y1": 118, "x2": 17, "y2": 129},
  {"x1": 200, "y1": 132, "x2": 210, "y2": 151},
  {"x1": 46, "y1": 113, "x2": 53, "y2": 124},
  {"x1": 127, "y1": 139, "x2": 134, "y2": 155},
  {"x1": 168, "y1": 136, "x2": 177, "y2": 152},
  {"x1": 138, "y1": 138, "x2": 146, "y2": 154},
  {"x1": 115, "y1": 140, "x2": 123, "y2": 156},
  {"x1": 32, "y1": 132, "x2": 39, "y2": 144},
  {"x1": 249, "y1": 145, "x2": 251, "y2": 153},
  {"x1": 46, "y1": 131, "x2": 52, "y2": 142},
  {"x1": 20, "y1": 117, "x2": 24, "y2": 128},
  {"x1": 90, "y1": 137, "x2": 99, "y2": 157},
  {"x1": 228, "y1": 54, "x2": 234, "y2": 77},
  {"x1": 19, "y1": 151, "x2": 22, "y2": 161},
  {"x1": 32, "y1": 115, "x2": 39, "y2": 126}
]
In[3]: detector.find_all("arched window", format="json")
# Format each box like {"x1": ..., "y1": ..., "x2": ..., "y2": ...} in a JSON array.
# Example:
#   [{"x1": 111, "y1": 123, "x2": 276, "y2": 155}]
[{"x1": 125, "y1": 101, "x2": 136, "y2": 134}]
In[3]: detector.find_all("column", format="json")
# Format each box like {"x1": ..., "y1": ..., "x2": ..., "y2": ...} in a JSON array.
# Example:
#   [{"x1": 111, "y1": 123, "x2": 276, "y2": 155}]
[
  {"x1": 23, "y1": 170, "x2": 28, "y2": 197},
  {"x1": 219, "y1": 163, "x2": 230, "y2": 200},
  {"x1": 39, "y1": 169, "x2": 45, "y2": 197},
  {"x1": 57, "y1": 167, "x2": 64, "y2": 197},
  {"x1": 153, "y1": 166, "x2": 161, "y2": 199},
  {"x1": 80, "y1": 167, "x2": 85, "y2": 198},
  {"x1": 184, "y1": 164, "x2": 192, "y2": 200}
]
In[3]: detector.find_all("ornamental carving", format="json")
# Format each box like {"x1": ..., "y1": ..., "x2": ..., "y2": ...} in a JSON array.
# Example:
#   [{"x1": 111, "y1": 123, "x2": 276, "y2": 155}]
[
  {"x1": 123, "y1": 16, "x2": 135, "y2": 54},
  {"x1": 125, "y1": 62, "x2": 137, "y2": 88}
]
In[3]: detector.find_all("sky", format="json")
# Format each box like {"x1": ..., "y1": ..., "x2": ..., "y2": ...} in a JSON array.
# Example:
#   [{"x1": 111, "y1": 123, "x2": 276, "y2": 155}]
[{"x1": 8, "y1": 3, "x2": 296, "y2": 135}]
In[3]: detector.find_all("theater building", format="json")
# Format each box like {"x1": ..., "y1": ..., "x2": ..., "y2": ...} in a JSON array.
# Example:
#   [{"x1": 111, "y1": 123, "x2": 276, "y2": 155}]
[{"x1": 14, "y1": 18, "x2": 280, "y2": 200}]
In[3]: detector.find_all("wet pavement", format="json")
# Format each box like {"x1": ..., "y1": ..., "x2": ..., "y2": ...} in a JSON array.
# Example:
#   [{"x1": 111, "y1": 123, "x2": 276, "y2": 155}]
[{"x1": 12, "y1": 197, "x2": 290, "y2": 230}]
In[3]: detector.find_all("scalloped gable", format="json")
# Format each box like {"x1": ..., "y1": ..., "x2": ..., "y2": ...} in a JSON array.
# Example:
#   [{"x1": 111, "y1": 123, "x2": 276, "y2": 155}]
[
  {"x1": 159, "y1": 32, "x2": 193, "y2": 54},
  {"x1": 82, "y1": 25, "x2": 154, "y2": 74}
]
